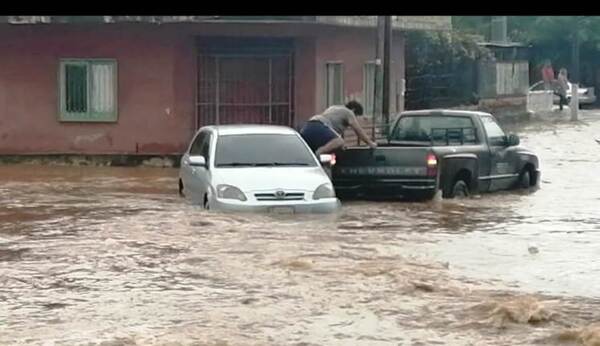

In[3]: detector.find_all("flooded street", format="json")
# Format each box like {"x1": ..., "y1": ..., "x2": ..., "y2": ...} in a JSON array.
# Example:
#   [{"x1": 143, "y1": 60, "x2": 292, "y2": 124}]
[{"x1": 2, "y1": 112, "x2": 600, "y2": 345}]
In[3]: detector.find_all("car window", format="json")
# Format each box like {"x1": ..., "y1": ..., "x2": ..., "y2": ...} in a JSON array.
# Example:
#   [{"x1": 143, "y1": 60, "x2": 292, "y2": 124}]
[
  {"x1": 481, "y1": 116, "x2": 506, "y2": 146},
  {"x1": 214, "y1": 134, "x2": 317, "y2": 167},
  {"x1": 189, "y1": 131, "x2": 207, "y2": 156},
  {"x1": 200, "y1": 133, "x2": 212, "y2": 162},
  {"x1": 390, "y1": 115, "x2": 477, "y2": 144}
]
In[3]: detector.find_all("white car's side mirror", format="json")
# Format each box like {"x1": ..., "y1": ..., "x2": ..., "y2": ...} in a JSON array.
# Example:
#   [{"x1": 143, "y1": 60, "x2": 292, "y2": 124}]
[
  {"x1": 319, "y1": 154, "x2": 336, "y2": 165},
  {"x1": 189, "y1": 155, "x2": 207, "y2": 167}
]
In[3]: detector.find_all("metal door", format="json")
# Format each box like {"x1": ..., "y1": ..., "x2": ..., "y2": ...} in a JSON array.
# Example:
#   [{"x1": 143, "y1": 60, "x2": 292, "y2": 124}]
[{"x1": 197, "y1": 54, "x2": 293, "y2": 127}]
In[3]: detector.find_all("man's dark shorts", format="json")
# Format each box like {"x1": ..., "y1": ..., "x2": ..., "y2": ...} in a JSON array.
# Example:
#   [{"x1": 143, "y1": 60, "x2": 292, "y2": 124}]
[{"x1": 300, "y1": 120, "x2": 339, "y2": 153}]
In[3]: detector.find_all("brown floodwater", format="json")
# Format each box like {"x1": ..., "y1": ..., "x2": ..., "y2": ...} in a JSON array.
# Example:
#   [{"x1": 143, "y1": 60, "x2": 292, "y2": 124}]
[{"x1": 2, "y1": 111, "x2": 600, "y2": 345}]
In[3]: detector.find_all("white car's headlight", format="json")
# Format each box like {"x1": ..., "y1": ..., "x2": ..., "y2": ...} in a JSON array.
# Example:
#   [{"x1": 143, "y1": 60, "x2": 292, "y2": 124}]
[
  {"x1": 216, "y1": 184, "x2": 247, "y2": 201},
  {"x1": 313, "y1": 183, "x2": 335, "y2": 200}
]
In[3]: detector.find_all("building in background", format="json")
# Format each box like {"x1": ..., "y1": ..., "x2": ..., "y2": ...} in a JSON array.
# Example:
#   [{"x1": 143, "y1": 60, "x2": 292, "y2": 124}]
[{"x1": 0, "y1": 16, "x2": 450, "y2": 155}]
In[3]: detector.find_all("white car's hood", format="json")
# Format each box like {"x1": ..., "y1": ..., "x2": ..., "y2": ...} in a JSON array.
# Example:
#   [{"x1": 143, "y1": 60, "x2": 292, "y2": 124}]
[{"x1": 213, "y1": 166, "x2": 330, "y2": 192}]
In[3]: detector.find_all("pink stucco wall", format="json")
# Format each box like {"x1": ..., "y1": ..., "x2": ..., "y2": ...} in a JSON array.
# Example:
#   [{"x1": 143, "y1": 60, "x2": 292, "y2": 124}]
[
  {"x1": 0, "y1": 24, "x2": 195, "y2": 154},
  {"x1": 0, "y1": 23, "x2": 404, "y2": 155},
  {"x1": 314, "y1": 29, "x2": 405, "y2": 115}
]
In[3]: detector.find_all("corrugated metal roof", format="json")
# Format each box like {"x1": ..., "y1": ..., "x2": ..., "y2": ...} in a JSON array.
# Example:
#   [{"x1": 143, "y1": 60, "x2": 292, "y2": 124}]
[{"x1": 0, "y1": 16, "x2": 452, "y2": 31}]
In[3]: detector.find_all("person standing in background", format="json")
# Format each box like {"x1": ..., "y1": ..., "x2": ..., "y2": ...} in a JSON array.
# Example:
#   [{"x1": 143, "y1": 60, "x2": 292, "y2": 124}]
[
  {"x1": 542, "y1": 60, "x2": 555, "y2": 91},
  {"x1": 556, "y1": 68, "x2": 570, "y2": 111}
]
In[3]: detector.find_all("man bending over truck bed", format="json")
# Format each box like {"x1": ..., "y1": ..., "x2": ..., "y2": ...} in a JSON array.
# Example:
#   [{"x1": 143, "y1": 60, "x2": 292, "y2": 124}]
[{"x1": 300, "y1": 101, "x2": 377, "y2": 155}]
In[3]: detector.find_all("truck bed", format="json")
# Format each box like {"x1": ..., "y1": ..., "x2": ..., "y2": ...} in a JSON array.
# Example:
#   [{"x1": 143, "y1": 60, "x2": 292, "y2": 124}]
[{"x1": 332, "y1": 144, "x2": 438, "y2": 199}]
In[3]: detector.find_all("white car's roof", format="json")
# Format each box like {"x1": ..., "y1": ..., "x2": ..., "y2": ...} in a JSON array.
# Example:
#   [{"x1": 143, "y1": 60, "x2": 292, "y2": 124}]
[{"x1": 203, "y1": 124, "x2": 298, "y2": 136}]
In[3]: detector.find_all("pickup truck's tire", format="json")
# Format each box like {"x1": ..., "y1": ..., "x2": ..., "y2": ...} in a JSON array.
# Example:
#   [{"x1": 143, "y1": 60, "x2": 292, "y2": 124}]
[
  {"x1": 449, "y1": 180, "x2": 470, "y2": 199},
  {"x1": 518, "y1": 169, "x2": 531, "y2": 189}
]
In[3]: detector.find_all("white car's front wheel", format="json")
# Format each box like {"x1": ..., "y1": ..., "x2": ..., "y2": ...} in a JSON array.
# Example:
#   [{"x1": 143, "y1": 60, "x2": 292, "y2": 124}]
[
  {"x1": 203, "y1": 194, "x2": 210, "y2": 210},
  {"x1": 178, "y1": 179, "x2": 184, "y2": 197}
]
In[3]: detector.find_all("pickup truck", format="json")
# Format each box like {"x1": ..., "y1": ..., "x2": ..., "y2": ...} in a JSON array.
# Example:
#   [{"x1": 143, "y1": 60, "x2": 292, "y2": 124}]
[{"x1": 331, "y1": 109, "x2": 541, "y2": 200}]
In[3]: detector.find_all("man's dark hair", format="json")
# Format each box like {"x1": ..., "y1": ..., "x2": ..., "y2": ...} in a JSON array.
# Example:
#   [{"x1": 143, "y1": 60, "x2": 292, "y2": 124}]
[{"x1": 345, "y1": 100, "x2": 364, "y2": 116}]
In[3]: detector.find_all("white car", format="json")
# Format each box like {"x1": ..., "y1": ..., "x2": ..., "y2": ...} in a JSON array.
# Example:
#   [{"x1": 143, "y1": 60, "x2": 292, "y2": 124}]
[
  {"x1": 529, "y1": 80, "x2": 596, "y2": 106},
  {"x1": 178, "y1": 125, "x2": 340, "y2": 213}
]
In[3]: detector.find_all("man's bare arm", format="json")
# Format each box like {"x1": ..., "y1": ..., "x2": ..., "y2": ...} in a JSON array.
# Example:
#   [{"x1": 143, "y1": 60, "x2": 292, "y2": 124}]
[{"x1": 349, "y1": 118, "x2": 377, "y2": 148}]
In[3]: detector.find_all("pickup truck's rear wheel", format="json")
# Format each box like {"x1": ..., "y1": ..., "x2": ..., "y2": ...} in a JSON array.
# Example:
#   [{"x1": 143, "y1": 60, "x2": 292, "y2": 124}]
[{"x1": 450, "y1": 180, "x2": 470, "y2": 198}]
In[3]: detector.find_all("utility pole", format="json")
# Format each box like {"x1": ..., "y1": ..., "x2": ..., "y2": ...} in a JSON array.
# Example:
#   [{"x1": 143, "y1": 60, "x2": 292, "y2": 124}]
[
  {"x1": 382, "y1": 16, "x2": 392, "y2": 135},
  {"x1": 571, "y1": 17, "x2": 580, "y2": 121},
  {"x1": 373, "y1": 16, "x2": 385, "y2": 139},
  {"x1": 374, "y1": 16, "x2": 392, "y2": 137}
]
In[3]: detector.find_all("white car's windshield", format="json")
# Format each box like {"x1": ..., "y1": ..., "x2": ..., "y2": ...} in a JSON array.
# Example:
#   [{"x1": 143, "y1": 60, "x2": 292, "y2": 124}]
[{"x1": 215, "y1": 134, "x2": 317, "y2": 168}]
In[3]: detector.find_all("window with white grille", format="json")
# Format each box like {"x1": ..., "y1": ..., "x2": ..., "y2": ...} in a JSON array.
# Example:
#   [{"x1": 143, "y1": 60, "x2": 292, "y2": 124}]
[
  {"x1": 325, "y1": 62, "x2": 344, "y2": 107},
  {"x1": 59, "y1": 59, "x2": 117, "y2": 122}
]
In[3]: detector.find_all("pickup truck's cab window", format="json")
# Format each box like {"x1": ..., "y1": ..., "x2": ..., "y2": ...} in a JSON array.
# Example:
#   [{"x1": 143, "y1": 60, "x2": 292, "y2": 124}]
[
  {"x1": 390, "y1": 115, "x2": 477, "y2": 144},
  {"x1": 481, "y1": 116, "x2": 506, "y2": 146}
]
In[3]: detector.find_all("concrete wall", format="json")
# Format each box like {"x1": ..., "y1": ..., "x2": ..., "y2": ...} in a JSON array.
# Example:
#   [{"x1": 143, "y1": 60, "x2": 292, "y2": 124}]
[
  {"x1": 293, "y1": 37, "x2": 317, "y2": 126},
  {"x1": 527, "y1": 91, "x2": 553, "y2": 113},
  {"x1": 0, "y1": 23, "x2": 404, "y2": 155}
]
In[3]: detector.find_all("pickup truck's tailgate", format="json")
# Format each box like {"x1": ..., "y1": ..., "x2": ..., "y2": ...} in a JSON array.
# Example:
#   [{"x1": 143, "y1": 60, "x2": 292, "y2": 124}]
[
  {"x1": 332, "y1": 146, "x2": 437, "y2": 194},
  {"x1": 334, "y1": 146, "x2": 431, "y2": 176}
]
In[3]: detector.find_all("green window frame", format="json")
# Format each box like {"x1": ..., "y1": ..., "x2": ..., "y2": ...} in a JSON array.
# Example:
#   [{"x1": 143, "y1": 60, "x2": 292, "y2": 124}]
[{"x1": 59, "y1": 59, "x2": 118, "y2": 122}]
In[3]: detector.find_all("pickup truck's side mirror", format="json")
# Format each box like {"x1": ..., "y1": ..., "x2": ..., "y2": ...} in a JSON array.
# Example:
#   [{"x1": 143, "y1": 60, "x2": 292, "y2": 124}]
[
  {"x1": 189, "y1": 155, "x2": 207, "y2": 167},
  {"x1": 507, "y1": 134, "x2": 520, "y2": 147}
]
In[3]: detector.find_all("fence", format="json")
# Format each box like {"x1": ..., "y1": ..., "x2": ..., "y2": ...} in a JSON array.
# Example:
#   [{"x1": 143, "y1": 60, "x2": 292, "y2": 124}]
[
  {"x1": 343, "y1": 117, "x2": 392, "y2": 146},
  {"x1": 478, "y1": 61, "x2": 529, "y2": 98},
  {"x1": 405, "y1": 62, "x2": 478, "y2": 110}
]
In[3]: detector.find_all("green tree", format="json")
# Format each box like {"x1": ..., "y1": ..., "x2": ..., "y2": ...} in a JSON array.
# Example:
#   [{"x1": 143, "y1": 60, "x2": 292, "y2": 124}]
[
  {"x1": 513, "y1": 16, "x2": 600, "y2": 83},
  {"x1": 454, "y1": 16, "x2": 600, "y2": 84},
  {"x1": 405, "y1": 30, "x2": 492, "y2": 109},
  {"x1": 452, "y1": 16, "x2": 489, "y2": 39}
]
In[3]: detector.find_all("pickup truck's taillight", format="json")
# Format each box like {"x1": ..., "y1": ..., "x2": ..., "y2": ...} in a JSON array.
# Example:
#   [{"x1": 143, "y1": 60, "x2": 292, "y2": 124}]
[
  {"x1": 319, "y1": 153, "x2": 336, "y2": 166},
  {"x1": 426, "y1": 153, "x2": 438, "y2": 177}
]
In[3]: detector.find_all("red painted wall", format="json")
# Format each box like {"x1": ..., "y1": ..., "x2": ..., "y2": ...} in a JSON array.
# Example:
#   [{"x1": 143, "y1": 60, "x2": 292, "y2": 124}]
[
  {"x1": 0, "y1": 23, "x2": 404, "y2": 155},
  {"x1": 314, "y1": 28, "x2": 405, "y2": 115},
  {"x1": 0, "y1": 24, "x2": 195, "y2": 154},
  {"x1": 293, "y1": 37, "x2": 317, "y2": 127}
]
